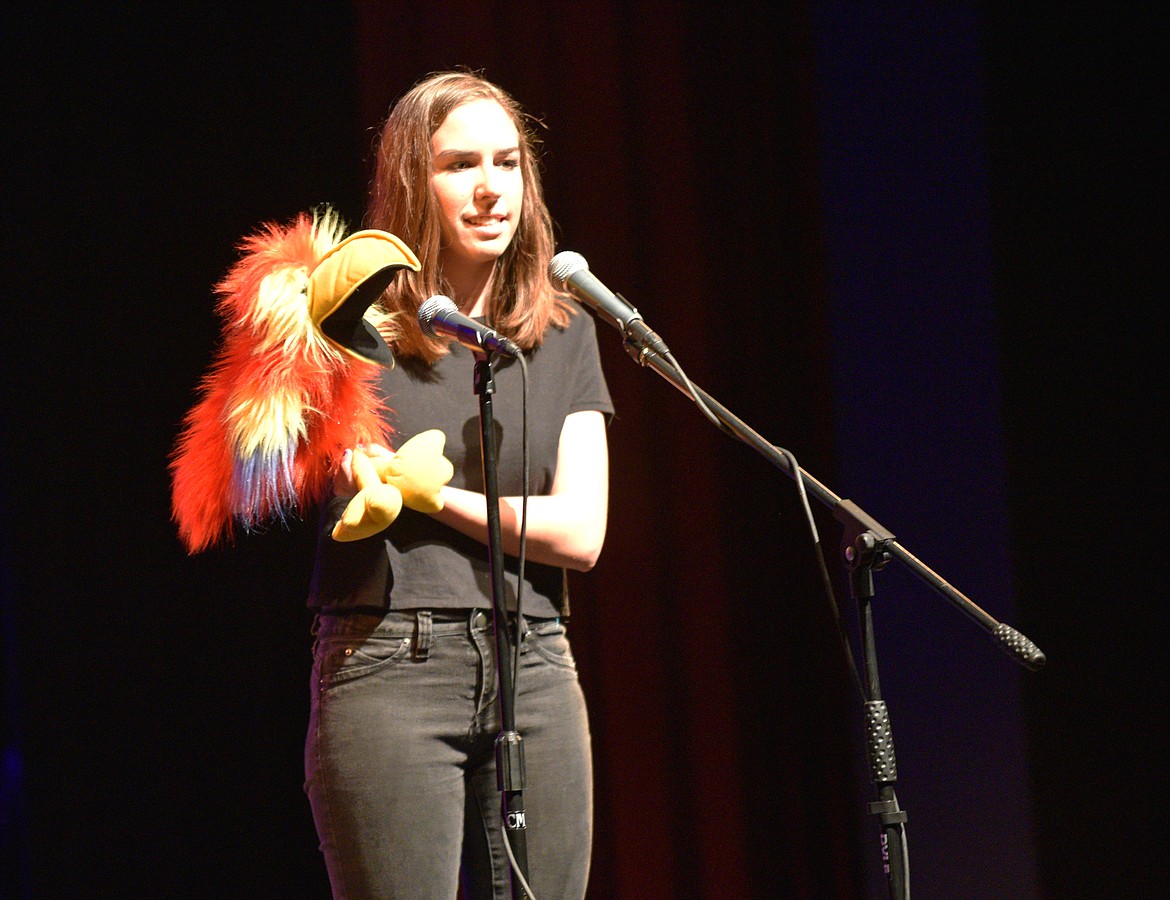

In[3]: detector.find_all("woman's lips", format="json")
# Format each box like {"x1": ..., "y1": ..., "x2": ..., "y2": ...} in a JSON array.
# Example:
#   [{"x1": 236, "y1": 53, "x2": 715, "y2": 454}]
[{"x1": 465, "y1": 214, "x2": 508, "y2": 236}]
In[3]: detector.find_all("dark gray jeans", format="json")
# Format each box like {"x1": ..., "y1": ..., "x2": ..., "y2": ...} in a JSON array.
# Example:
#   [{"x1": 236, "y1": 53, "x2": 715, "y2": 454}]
[{"x1": 305, "y1": 608, "x2": 593, "y2": 898}]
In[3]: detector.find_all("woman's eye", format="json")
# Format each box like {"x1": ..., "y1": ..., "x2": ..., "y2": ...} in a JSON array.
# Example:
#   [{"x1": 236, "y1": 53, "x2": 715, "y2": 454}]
[{"x1": 499, "y1": 157, "x2": 520, "y2": 169}]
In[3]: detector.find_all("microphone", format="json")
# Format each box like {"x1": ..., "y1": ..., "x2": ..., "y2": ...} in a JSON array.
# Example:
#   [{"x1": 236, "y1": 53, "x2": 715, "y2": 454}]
[
  {"x1": 417, "y1": 295, "x2": 522, "y2": 358},
  {"x1": 548, "y1": 251, "x2": 670, "y2": 357}
]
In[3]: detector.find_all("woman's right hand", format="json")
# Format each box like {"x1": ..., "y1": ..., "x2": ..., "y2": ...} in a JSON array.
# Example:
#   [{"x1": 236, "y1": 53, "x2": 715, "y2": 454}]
[{"x1": 333, "y1": 444, "x2": 394, "y2": 498}]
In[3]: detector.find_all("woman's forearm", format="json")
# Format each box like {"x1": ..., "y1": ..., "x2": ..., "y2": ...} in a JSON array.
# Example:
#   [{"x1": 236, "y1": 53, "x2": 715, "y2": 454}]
[{"x1": 427, "y1": 410, "x2": 609, "y2": 571}]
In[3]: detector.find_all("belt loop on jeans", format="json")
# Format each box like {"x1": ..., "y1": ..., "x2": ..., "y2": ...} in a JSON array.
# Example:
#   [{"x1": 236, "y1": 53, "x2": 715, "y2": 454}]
[{"x1": 414, "y1": 610, "x2": 433, "y2": 660}]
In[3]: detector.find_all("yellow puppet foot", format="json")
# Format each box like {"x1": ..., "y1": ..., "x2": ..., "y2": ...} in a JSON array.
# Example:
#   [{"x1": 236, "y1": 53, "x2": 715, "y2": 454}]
[
  {"x1": 373, "y1": 429, "x2": 454, "y2": 514},
  {"x1": 331, "y1": 448, "x2": 405, "y2": 541}
]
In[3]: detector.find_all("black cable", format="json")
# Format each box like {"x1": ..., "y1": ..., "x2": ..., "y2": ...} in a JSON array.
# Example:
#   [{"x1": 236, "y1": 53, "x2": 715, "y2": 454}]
[
  {"x1": 773, "y1": 443, "x2": 866, "y2": 706},
  {"x1": 512, "y1": 352, "x2": 529, "y2": 693},
  {"x1": 655, "y1": 347, "x2": 865, "y2": 702}
]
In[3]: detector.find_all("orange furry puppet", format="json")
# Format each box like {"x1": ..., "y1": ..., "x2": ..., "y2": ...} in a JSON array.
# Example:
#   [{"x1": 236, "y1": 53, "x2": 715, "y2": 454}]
[{"x1": 170, "y1": 208, "x2": 453, "y2": 553}]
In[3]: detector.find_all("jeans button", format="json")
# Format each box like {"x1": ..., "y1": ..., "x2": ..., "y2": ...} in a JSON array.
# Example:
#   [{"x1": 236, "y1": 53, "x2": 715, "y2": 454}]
[{"x1": 472, "y1": 610, "x2": 488, "y2": 629}]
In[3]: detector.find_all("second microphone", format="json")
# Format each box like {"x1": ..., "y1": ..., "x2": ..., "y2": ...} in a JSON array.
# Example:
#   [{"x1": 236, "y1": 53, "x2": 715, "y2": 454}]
[{"x1": 417, "y1": 295, "x2": 523, "y2": 358}]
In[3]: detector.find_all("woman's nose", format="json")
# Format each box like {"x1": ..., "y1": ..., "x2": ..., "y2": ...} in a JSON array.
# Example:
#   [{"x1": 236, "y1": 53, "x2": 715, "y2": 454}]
[{"x1": 474, "y1": 165, "x2": 500, "y2": 199}]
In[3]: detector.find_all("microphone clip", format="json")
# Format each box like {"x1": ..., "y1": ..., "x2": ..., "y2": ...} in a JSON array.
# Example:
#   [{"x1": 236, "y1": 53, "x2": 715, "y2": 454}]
[{"x1": 613, "y1": 293, "x2": 671, "y2": 360}]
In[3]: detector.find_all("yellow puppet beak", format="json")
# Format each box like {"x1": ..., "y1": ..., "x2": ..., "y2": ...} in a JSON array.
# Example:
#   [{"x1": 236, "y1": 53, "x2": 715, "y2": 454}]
[{"x1": 308, "y1": 229, "x2": 421, "y2": 366}]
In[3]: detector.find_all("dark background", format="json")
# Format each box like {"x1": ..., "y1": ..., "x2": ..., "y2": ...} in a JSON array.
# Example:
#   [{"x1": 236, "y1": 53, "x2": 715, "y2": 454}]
[{"x1": 2, "y1": 2, "x2": 1164, "y2": 897}]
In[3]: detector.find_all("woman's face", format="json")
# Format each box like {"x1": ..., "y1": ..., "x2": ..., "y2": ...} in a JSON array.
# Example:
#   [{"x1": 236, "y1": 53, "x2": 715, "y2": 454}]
[{"x1": 430, "y1": 98, "x2": 524, "y2": 272}]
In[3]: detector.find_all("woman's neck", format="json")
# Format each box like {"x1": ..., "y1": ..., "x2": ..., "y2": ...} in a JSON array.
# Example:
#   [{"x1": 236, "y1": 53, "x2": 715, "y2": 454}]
[{"x1": 442, "y1": 257, "x2": 497, "y2": 318}]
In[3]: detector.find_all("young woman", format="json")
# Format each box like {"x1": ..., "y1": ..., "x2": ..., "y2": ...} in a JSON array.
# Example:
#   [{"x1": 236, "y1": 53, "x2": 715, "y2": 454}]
[{"x1": 304, "y1": 71, "x2": 612, "y2": 899}]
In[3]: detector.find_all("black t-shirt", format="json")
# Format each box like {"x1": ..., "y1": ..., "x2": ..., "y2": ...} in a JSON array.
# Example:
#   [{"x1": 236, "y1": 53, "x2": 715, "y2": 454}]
[{"x1": 308, "y1": 304, "x2": 614, "y2": 618}]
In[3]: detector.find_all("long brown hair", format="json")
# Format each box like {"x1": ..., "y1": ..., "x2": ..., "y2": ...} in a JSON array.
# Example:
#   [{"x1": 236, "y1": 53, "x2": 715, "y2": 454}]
[{"x1": 367, "y1": 71, "x2": 572, "y2": 362}]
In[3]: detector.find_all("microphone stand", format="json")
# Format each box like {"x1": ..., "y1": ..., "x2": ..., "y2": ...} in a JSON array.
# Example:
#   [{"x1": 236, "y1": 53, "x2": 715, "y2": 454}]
[
  {"x1": 615, "y1": 338, "x2": 1044, "y2": 900},
  {"x1": 840, "y1": 507, "x2": 908, "y2": 899},
  {"x1": 471, "y1": 351, "x2": 531, "y2": 898}
]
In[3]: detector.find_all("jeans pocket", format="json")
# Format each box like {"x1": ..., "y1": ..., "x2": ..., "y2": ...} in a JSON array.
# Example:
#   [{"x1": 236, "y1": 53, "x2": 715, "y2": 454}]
[
  {"x1": 318, "y1": 633, "x2": 412, "y2": 688},
  {"x1": 525, "y1": 624, "x2": 578, "y2": 672}
]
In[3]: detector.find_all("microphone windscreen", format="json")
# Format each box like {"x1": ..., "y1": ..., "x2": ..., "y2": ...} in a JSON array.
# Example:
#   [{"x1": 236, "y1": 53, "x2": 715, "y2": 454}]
[
  {"x1": 417, "y1": 295, "x2": 457, "y2": 339},
  {"x1": 548, "y1": 251, "x2": 589, "y2": 290}
]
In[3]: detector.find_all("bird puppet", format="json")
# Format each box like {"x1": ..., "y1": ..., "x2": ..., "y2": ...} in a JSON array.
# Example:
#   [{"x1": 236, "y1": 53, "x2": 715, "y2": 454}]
[{"x1": 170, "y1": 207, "x2": 454, "y2": 553}]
